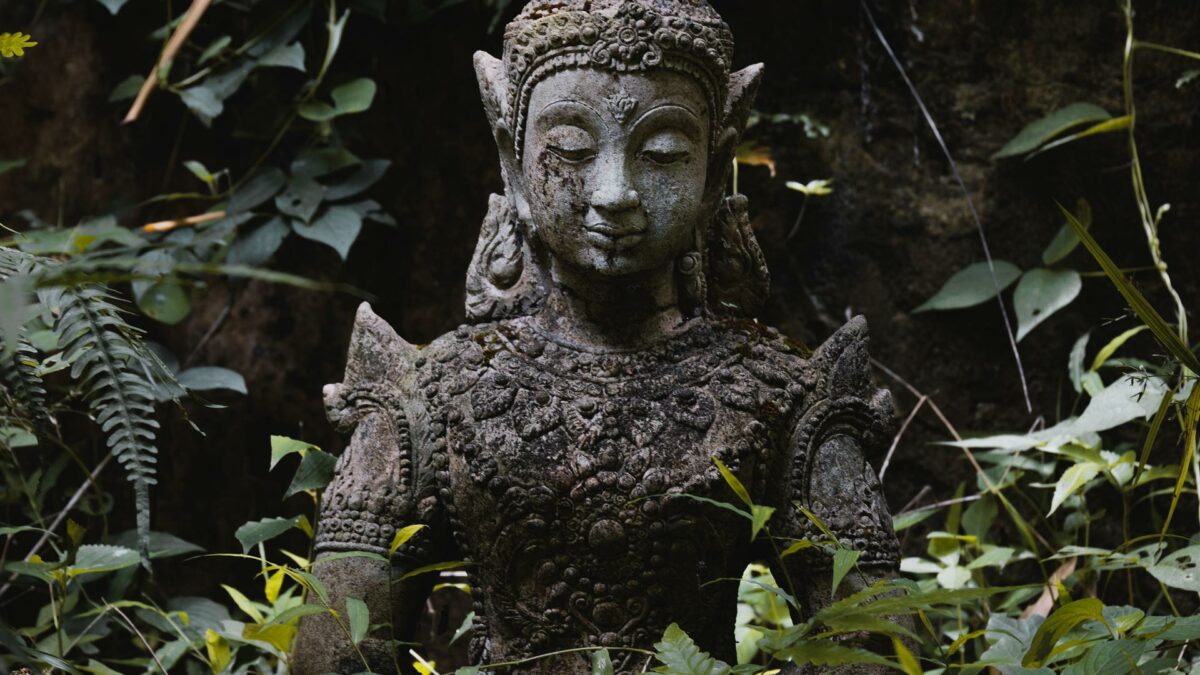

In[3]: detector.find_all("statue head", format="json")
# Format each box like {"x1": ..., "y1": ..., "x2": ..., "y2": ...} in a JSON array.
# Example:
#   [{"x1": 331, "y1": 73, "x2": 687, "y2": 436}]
[{"x1": 468, "y1": 0, "x2": 768, "y2": 322}]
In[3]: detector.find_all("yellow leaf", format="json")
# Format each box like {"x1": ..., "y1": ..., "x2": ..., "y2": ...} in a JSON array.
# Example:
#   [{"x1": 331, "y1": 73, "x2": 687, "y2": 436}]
[
  {"x1": 243, "y1": 622, "x2": 296, "y2": 652},
  {"x1": 893, "y1": 637, "x2": 921, "y2": 675},
  {"x1": 205, "y1": 629, "x2": 231, "y2": 673},
  {"x1": 389, "y1": 524, "x2": 427, "y2": 556},
  {"x1": 264, "y1": 568, "x2": 285, "y2": 604},
  {"x1": 222, "y1": 584, "x2": 264, "y2": 623},
  {"x1": 413, "y1": 661, "x2": 438, "y2": 675},
  {"x1": 67, "y1": 519, "x2": 86, "y2": 549},
  {"x1": 712, "y1": 456, "x2": 752, "y2": 507},
  {"x1": 735, "y1": 142, "x2": 776, "y2": 177}
]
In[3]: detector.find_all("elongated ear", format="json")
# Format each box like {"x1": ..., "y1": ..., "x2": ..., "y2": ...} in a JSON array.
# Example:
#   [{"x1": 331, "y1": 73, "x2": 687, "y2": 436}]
[
  {"x1": 474, "y1": 51, "x2": 530, "y2": 222},
  {"x1": 706, "y1": 64, "x2": 765, "y2": 200}
]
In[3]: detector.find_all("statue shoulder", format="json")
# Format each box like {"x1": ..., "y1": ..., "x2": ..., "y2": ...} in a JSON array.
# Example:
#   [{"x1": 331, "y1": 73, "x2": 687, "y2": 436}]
[
  {"x1": 806, "y1": 315, "x2": 883, "y2": 402},
  {"x1": 325, "y1": 303, "x2": 419, "y2": 432}
]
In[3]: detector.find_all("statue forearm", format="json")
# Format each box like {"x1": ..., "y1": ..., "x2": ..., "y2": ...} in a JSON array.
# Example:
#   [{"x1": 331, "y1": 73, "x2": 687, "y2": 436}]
[{"x1": 292, "y1": 556, "x2": 411, "y2": 674}]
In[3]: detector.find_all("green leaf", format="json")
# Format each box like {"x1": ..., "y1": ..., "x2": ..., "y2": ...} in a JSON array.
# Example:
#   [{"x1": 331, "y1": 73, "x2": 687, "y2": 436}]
[
  {"x1": 1049, "y1": 462, "x2": 1101, "y2": 515},
  {"x1": 198, "y1": 36, "x2": 232, "y2": 66},
  {"x1": 1068, "y1": 332, "x2": 1089, "y2": 394},
  {"x1": 1042, "y1": 199, "x2": 1091, "y2": 264},
  {"x1": 275, "y1": 175, "x2": 328, "y2": 223},
  {"x1": 993, "y1": 102, "x2": 1112, "y2": 159},
  {"x1": 831, "y1": 548, "x2": 860, "y2": 595},
  {"x1": 652, "y1": 623, "x2": 732, "y2": 675},
  {"x1": 591, "y1": 648, "x2": 614, "y2": 675},
  {"x1": 183, "y1": 160, "x2": 214, "y2": 184},
  {"x1": 1021, "y1": 598, "x2": 1106, "y2": 667},
  {"x1": 0, "y1": 158, "x2": 26, "y2": 175},
  {"x1": 234, "y1": 516, "x2": 299, "y2": 553},
  {"x1": 109, "y1": 530, "x2": 204, "y2": 559},
  {"x1": 914, "y1": 260, "x2": 1022, "y2": 313},
  {"x1": 1014, "y1": 269, "x2": 1081, "y2": 341},
  {"x1": 1090, "y1": 325, "x2": 1149, "y2": 372},
  {"x1": 891, "y1": 509, "x2": 936, "y2": 532},
  {"x1": 227, "y1": 218, "x2": 290, "y2": 267},
  {"x1": 96, "y1": 0, "x2": 131, "y2": 15},
  {"x1": 270, "y1": 435, "x2": 318, "y2": 470},
  {"x1": 258, "y1": 42, "x2": 306, "y2": 71},
  {"x1": 749, "y1": 504, "x2": 774, "y2": 541},
  {"x1": 108, "y1": 75, "x2": 145, "y2": 103},
  {"x1": 451, "y1": 611, "x2": 474, "y2": 645},
  {"x1": 298, "y1": 78, "x2": 378, "y2": 121},
  {"x1": 228, "y1": 168, "x2": 287, "y2": 214},
  {"x1": 389, "y1": 524, "x2": 427, "y2": 556},
  {"x1": 346, "y1": 596, "x2": 369, "y2": 644},
  {"x1": 291, "y1": 206, "x2": 363, "y2": 260},
  {"x1": 1060, "y1": 202, "x2": 1200, "y2": 374},
  {"x1": 772, "y1": 640, "x2": 895, "y2": 670},
  {"x1": 325, "y1": 159, "x2": 392, "y2": 201},
  {"x1": 265, "y1": 603, "x2": 326, "y2": 626},
  {"x1": 177, "y1": 367, "x2": 247, "y2": 394},
  {"x1": 137, "y1": 281, "x2": 191, "y2": 325},
  {"x1": 286, "y1": 450, "x2": 337, "y2": 497},
  {"x1": 69, "y1": 544, "x2": 140, "y2": 576},
  {"x1": 179, "y1": 86, "x2": 224, "y2": 126},
  {"x1": 399, "y1": 560, "x2": 468, "y2": 581},
  {"x1": 1147, "y1": 545, "x2": 1200, "y2": 592}
]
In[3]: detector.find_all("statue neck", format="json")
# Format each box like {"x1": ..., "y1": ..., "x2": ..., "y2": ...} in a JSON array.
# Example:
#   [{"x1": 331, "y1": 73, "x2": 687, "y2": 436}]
[{"x1": 535, "y1": 262, "x2": 688, "y2": 351}]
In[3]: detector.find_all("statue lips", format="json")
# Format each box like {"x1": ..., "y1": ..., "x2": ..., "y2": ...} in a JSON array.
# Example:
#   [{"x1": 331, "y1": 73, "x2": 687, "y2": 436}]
[{"x1": 583, "y1": 219, "x2": 647, "y2": 252}]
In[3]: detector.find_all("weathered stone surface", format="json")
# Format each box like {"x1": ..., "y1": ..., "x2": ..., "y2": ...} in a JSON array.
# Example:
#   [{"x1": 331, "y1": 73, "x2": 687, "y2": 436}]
[{"x1": 296, "y1": 2, "x2": 901, "y2": 673}]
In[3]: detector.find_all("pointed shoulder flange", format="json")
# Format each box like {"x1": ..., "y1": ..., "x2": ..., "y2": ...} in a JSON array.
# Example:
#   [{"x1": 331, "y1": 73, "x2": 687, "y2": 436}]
[
  {"x1": 809, "y1": 315, "x2": 872, "y2": 400},
  {"x1": 324, "y1": 303, "x2": 417, "y2": 432}
]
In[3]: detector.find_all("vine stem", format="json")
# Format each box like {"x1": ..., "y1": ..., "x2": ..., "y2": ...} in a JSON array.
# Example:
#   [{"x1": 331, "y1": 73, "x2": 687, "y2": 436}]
[{"x1": 1123, "y1": 0, "x2": 1188, "y2": 344}]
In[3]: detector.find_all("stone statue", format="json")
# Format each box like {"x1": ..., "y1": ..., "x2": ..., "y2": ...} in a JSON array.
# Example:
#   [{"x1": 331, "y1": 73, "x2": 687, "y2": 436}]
[{"x1": 294, "y1": 1, "x2": 902, "y2": 672}]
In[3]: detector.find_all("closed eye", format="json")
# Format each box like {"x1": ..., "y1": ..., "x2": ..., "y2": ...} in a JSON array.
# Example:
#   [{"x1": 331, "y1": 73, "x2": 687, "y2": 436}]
[
  {"x1": 640, "y1": 149, "x2": 689, "y2": 165},
  {"x1": 548, "y1": 145, "x2": 598, "y2": 162}
]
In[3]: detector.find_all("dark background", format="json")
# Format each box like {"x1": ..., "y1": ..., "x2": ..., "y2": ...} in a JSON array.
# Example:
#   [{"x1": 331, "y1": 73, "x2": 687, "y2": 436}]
[{"x1": 1, "y1": 0, "x2": 1198, "y2": 598}]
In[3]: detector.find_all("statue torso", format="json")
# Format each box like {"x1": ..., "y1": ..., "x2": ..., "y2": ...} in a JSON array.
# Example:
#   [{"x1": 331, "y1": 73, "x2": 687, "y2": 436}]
[{"x1": 415, "y1": 316, "x2": 812, "y2": 671}]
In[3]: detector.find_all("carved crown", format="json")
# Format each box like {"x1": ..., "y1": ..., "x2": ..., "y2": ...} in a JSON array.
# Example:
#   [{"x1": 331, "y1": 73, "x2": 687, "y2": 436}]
[{"x1": 503, "y1": 0, "x2": 735, "y2": 155}]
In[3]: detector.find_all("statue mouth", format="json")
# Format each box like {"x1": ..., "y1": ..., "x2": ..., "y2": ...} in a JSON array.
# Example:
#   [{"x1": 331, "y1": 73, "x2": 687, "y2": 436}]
[{"x1": 584, "y1": 221, "x2": 647, "y2": 251}]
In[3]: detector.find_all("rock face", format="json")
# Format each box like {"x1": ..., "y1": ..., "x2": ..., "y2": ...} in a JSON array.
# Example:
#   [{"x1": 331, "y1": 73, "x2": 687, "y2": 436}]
[{"x1": 296, "y1": 1, "x2": 903, "y2": 672}]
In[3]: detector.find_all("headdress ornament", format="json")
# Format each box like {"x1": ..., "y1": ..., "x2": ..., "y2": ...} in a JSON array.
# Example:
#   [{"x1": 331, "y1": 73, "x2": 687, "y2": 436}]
[{"x1": 503, "y1": 0, "x2": 735, "y2": 156}]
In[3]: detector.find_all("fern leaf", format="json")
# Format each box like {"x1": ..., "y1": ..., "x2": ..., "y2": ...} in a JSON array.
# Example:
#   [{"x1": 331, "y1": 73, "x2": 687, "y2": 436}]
[{"x1": 40, "y1": 282, "x2": 164, "y2": 567}]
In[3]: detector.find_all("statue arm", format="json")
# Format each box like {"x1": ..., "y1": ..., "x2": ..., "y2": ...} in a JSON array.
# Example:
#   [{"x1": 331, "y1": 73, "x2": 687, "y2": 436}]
[
  {"x1": 763, "y1": 318, "x2": 910, "y2": 675},
  {"x1": 293, "y1": 304, "x2": 450, "y2": 674}
]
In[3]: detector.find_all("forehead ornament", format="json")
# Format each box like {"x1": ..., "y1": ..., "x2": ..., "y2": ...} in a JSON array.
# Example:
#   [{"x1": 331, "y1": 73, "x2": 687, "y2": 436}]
[
  {"x1": 604, "y1": 90, "x2": 639, "y2": 124},
  {"x1": 503, "y1": 0, "x2": 735, "y2": 156}
]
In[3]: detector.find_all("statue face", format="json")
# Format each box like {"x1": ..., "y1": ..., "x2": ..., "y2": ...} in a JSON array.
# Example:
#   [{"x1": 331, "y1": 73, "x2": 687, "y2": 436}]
[{"x1": 521, "y1": 69, "x2": 711, "y2": 280}]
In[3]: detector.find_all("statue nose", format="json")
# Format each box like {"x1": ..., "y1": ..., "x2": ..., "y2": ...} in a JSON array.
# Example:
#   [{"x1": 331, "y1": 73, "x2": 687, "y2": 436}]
[{"x1": 589, "y1": 159, "x2": 641, "y2": 212}]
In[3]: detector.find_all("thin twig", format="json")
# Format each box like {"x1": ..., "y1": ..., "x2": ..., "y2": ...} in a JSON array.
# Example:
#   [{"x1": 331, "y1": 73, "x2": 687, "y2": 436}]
[
  {"x1": 142, "y1": 210, "x2": 226, "y2": 233},
  {"x1": 108, "y1": 601, "x2": 169, "y2": 673},
  {"x1": 880, "y1": 395, "x2": 926, "y2": 480},
  {"x1": 183, "y1": 290, "x2": 236, "y2": 367},
  {"x1": 124, "y1": 0, "x2": 215, "y2": 124},
  {"x1": 860, "y1": 0, "x2": 1032, "y2": 413},
  {"x1": 896, "y1": 493, "x2": 982, "y2": 517}
]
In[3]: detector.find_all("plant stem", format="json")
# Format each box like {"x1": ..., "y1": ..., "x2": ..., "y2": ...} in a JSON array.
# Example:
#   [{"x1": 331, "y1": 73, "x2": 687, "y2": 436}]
[{"x1": 1121, "y1": 1, "x2": 1188, "y2": 344}]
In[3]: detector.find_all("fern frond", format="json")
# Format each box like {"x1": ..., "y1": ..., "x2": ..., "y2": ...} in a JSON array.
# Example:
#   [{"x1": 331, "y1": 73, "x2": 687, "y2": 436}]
[
  {"x1": 41, "y1": 282, "x2": 162, "y2": 566},
  {"x1": 0, "y1": 340, "x2": 48, "y2": 426}
]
